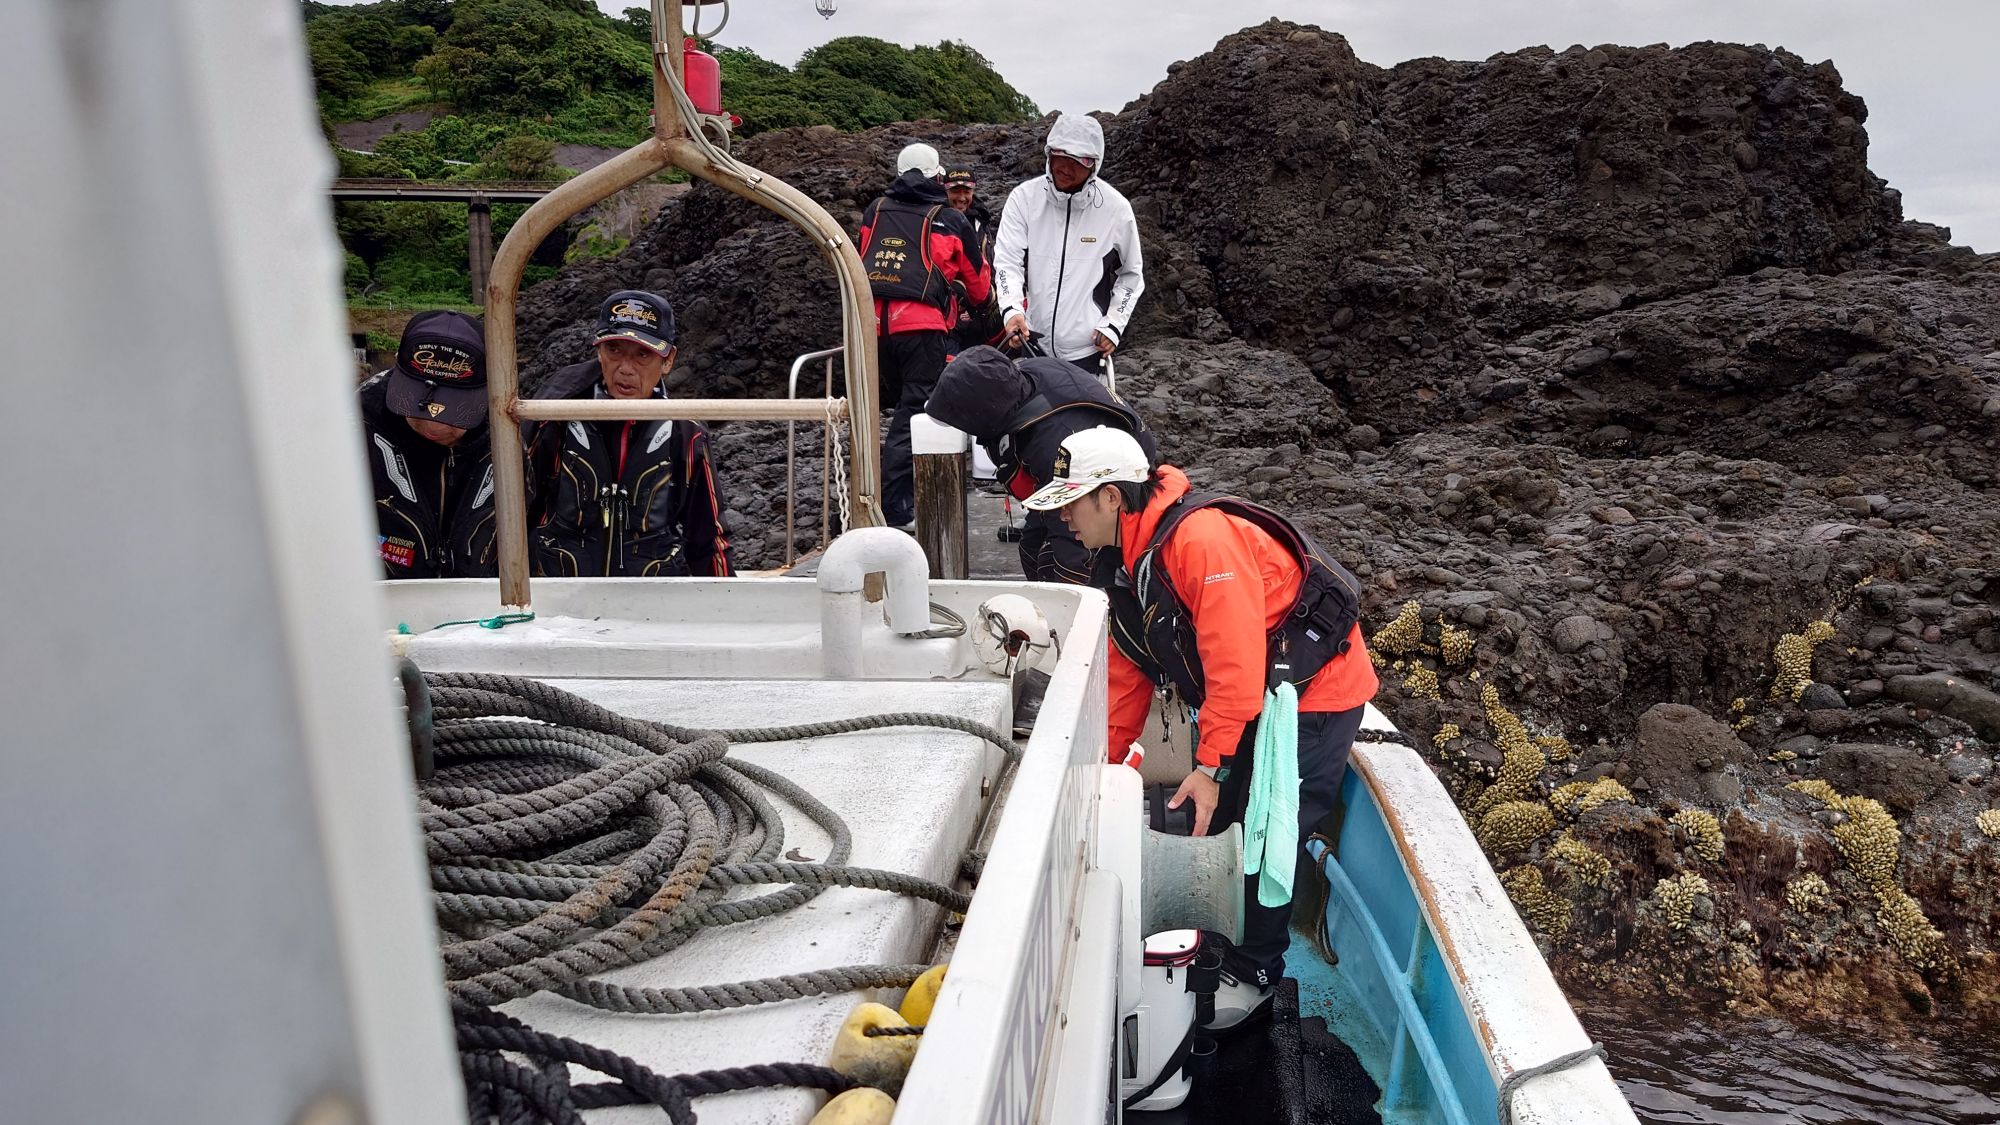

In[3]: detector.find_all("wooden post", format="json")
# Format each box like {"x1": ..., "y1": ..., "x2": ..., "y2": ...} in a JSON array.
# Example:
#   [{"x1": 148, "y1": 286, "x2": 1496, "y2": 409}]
[
  {"x1": 910, "y1": 414, "x2": 968, "y2": 580},
  {"x1": 467, "y1": 194, "x2": 492, "y2": 306}
]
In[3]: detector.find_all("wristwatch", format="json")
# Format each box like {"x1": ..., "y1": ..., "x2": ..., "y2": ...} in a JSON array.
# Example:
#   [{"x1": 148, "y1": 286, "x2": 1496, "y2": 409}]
[{"x1": 1195, "y1": 763, "x2": 1219, "y2": 781}]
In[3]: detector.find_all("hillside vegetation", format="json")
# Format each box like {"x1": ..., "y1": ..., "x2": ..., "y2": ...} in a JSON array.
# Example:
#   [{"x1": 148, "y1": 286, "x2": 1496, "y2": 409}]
[{"x1": 304, "y1": 0, "x2": 1038, "y2": 308}]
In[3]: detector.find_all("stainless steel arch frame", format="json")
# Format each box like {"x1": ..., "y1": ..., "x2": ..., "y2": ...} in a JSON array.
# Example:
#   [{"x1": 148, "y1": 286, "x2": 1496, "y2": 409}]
[{"x1": 482, "y1": 0, "x2": 882, "y2": 607}]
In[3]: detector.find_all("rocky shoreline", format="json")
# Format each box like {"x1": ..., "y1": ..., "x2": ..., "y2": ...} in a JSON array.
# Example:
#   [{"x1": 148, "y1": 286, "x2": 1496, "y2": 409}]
[{"x1": 514, "y1": 21, "x2": 2000, "y2": 1022}]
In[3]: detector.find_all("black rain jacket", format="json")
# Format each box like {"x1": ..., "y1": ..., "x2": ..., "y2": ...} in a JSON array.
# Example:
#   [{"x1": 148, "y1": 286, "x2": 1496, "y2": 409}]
[
  {"x1": 526, "y1": 360, "x2": 733, "y2": 578},
  {"x1": 358, "y1": 372, "x2": 497, "y2": 579}
]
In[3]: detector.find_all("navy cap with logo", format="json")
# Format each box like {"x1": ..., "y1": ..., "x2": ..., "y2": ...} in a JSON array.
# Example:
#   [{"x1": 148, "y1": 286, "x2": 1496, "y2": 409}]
[
  {"x1": 594, "y1": 290, "x2": 677, "y2": 356},
  {"x1": 388, "y1": 310, "x2": 487, "y2": 430},
  {"x1": 943, "y1": 168, "x2": 977, "y2": 189}
]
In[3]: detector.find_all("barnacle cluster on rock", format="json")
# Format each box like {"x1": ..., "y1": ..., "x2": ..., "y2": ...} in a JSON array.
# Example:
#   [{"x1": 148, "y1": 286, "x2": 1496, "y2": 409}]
[
  {"x1": 1402, "y1": 664, "x2": 1442, "y2": 700},
  {"x1": 1770, "y1": 620, "x2": 1836, "y2": 703},
  {"x1": 1478, "y1": 799, "x2": 1556, "y2": 854},
  {"x1": 1551, "y1": 777, "x2": 1634, "y2": 819},
  {"x1": 1471, "y1": 683, "x2": 1548, "y2": 815},
  {"x1": 1978, "y1": 809, "x2": 2000, "y2": 840},
  {"x1": 1433, "y1": 723, "x2": 1461, "y2": 751},
  {"x1": 1785, "y1": 873, "x2": 1833, "y2": 914},
  {"x1": 1786, "y1": 780, "x2": 1947, "y2": 969},
  {"x1": 1372, "y1": 599, "x2": 1424, "y2": 657},
  {"x1": 1550, "y1": 831, "x2": 1611, "y2": 888},
  {"x1": 1652, "y1": 872, "x2": 1710, "y2": 931},
  {"x1": 1535, "y1": 734, "x2": 1573, "y2": 761},
  {"x1": 1501, "y1": 866, "x2": 1572, "y2": 937},
  {"x1": 1438, "y1": 623, "x2": 1476, "y2": 666},
  {"x1": 1670, "y1": 808, "x2": 1726, "y2": 863},
  {"x1": 1875, "y1": 887, "x2": 1947, "y2": 969}
]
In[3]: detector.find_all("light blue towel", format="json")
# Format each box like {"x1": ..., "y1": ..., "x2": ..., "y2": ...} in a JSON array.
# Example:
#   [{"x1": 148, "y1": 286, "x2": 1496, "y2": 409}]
[{"x1": 1241, "y1": 682, "x2": 1301, "y2": 907}]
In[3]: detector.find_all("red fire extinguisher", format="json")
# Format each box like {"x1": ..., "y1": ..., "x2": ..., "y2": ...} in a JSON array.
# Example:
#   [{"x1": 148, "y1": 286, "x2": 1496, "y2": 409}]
[{"x1": 682, "y1": 37, "x2": 722, "y2": 116}]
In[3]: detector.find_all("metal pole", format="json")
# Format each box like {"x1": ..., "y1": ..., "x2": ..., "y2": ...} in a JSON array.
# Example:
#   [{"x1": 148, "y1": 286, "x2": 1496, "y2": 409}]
[
  {"x1": 466, "y1": 194, "x2": 492, "y2": 306},
  {"x1": 515, "y1": 398, "x2": 848, "y2": 422},
  {"x1": 484, "y1": 0, "x2": 883, "y2": 607},
  {"x1": 786, "y1": 346, "x2": 843, "y2": 569},
  {"x1": 484, "y1": 141, "x2": 675, "y2": 608}
]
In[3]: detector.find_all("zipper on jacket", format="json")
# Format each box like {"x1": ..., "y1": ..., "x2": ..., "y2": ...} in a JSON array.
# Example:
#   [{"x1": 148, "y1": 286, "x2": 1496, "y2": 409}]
[
  {"x1": 435, "y1": 450, "x2": 454, "y2": 572},
  {"x1": 1049, "y1": 189, "x2": 1074, "y2": 358}
]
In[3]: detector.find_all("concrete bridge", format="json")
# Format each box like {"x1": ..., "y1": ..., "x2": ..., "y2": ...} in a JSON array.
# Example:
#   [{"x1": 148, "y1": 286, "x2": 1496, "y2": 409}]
[{"x1": 329, "y1": 178, "x2": 562, "y2": 299}]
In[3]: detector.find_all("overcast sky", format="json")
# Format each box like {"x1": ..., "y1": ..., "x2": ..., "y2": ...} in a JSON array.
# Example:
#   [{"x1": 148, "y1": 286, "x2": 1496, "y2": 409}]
[
  {"x1": 341, "y1": 1, "x2": 2000, "y2": 249},
  {"x1": 660, "y1": 0, "x2": 2000, "y2": 251}
]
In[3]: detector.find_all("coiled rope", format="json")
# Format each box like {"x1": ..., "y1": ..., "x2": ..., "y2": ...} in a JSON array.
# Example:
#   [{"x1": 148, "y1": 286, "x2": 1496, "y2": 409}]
[
  {"x1": 416, "y1": 671, "x2": 1012, "y2": 1120},
  {"x1": 456, "y1": 1004, "x2": 856, "y2": 1125}
]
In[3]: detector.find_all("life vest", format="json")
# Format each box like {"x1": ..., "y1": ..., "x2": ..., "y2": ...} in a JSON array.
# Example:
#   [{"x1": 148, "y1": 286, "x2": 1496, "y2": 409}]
[
  {"x1": 864, "y1": 199, "x2": 953, "y2": 311},
  {"x1": 1104, "y1": 493, "x2": 1364, "y2": 708}
]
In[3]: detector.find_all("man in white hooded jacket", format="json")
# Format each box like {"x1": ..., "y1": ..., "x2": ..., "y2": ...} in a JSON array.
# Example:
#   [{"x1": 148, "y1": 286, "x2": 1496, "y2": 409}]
[{"x1": 994, "y1": 113, "x2": 1146, "y2": 377}]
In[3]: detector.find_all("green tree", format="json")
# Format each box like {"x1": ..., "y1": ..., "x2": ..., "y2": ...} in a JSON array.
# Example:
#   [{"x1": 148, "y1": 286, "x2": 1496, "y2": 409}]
[
  {"x1": 375, "y1": 129, "x2": 446, "y2": 178},
  {"x1": 307, "y1": 27, "x2": 372, "y2": 101},
  {"x1": 471, "y1": 135, "x2": 562, "y2": 180},
  {"x1": 798, "y1": 37, "x2": 932, "y2": 107},
  {"x1": 390, "y1": 23, "x2": 437, "y2": 66},
  {"x1": 619, "y1": 7, "x2": 653, "y2": 42}
]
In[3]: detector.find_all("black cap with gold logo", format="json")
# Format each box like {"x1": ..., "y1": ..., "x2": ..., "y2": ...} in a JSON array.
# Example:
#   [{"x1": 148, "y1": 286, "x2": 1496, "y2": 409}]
[
  {"x1": 594, "y1": 290, "x2": 677, "y2": 356},
  {"x1": 388, "y1": 310, "x2": 488, "y2": 430}
]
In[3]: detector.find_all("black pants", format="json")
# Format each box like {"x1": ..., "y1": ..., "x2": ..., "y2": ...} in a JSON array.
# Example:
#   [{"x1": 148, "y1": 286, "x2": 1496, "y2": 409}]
[
  {"x1": 879, "y1": 330, "x2": 950, "y2": 526},
  {"x1": 1067, "y1": 351, "x2": 1105, "y2": 378},
  {"x1": 1018, "y1": 511, "x2": 1095, "y2": 584},
  {"x1": 1214, "y1": 704, "x2": 1366, "y2": 984}
]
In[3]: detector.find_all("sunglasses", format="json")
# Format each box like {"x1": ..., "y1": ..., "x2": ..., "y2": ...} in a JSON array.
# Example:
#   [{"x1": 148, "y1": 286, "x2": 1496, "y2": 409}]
[{"x1": 1049, "y1": 150, "x2": 1097, "y2": 169}]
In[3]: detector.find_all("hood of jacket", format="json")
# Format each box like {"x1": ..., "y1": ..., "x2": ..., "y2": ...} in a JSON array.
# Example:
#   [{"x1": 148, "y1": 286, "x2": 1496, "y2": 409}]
[
  {"x1": 1043, "y1": 112, "x2": 1106, "y2": 194},
  {"x1": 886, "y1": 167, "x2": 949, "y2": 205},
  {"x1": 925, "y1": 345, "x2": 1032, "y2": 441},
  {"x1": 1117, "y1": 464, "x2": 1192, "y2": 572}
]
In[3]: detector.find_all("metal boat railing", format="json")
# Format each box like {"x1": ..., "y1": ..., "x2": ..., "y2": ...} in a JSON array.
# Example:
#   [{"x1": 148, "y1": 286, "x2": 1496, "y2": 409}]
[
  {"x1": 786, "y1": 345, "x2": 845, "y2": 568},
  {"x1": 481, "y1": 0, "x2": 882, "y2": 608}
]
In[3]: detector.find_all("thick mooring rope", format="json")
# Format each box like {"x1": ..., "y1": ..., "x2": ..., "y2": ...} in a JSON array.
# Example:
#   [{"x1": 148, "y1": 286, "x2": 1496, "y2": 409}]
[{"x1": 417, "y1": 671, "x2": 1004, "y2": 1121}]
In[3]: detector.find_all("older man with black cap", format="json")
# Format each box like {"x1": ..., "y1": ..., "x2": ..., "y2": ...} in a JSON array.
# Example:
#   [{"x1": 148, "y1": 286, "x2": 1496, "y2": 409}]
[
  {"x1": 358, "y1": 309, "x2": 498, "y2": 579},
  {"x1": 942, "y1": 166, "x2": 1003, "y2": 350},
  {"x1": 526, "y1": 289, "x2": 733, "y2": 577}
]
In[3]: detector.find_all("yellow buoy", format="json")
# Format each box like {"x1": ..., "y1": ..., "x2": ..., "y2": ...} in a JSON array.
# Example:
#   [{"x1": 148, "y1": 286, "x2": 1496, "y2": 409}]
[
  {"x1": 898, "y1": 964, "x2": 947, "y2": 1026},
  {"x1": 809, "y1": 1087, "x2": 897, "y2": 1125},
  {"x1": 826, "y1": 1002, "x2": 921, "y2": 1096}
]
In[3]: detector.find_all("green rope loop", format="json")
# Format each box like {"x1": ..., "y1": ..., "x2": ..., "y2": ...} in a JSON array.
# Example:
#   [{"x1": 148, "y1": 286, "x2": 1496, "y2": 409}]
[{"x1": 429, "y1": 611, "x2": 537, "y2": 632}]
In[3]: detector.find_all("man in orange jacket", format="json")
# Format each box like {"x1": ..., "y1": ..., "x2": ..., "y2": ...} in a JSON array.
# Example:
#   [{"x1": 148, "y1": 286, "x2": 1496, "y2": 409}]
[{"x1": 1023, "y1": 426, "x2": 1379, "y2": 1031}]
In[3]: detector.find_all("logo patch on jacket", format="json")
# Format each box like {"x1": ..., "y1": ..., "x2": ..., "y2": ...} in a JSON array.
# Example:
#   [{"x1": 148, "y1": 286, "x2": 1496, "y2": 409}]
[
  {"x1": 379, "y1": 536, "x2": 416, "y2": 569},
  {"x1": 1080, "y1": 235, "x2": 1098, "y2": 243}
]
